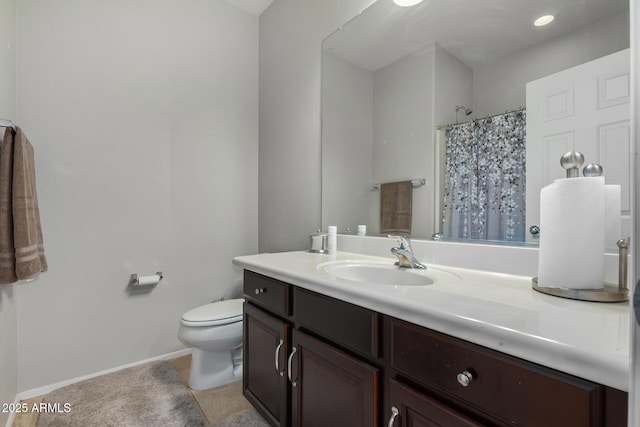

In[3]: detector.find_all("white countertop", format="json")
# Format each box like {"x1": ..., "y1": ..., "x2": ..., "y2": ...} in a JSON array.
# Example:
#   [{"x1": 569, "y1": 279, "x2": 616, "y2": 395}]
[{"x1": 233, "y1": 250, "x2": 630, "y2": 391}]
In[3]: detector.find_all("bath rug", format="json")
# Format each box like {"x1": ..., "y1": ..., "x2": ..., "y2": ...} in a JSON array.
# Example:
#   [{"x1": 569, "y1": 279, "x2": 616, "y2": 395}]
[{"x1": 36, "y1": 361, "x2": 205, "y2": 427}]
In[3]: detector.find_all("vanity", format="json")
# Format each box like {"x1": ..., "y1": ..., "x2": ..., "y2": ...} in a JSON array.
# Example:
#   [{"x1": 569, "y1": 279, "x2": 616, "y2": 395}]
[{"x1": 234, "y1": 250, "x2": 629, "y2": 427}]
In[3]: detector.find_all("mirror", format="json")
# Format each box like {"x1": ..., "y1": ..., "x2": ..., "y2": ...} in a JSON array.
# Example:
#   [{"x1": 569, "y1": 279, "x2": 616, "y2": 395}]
[{"x1": 321, "y1": 0, "x2": 630, "y2": 244}]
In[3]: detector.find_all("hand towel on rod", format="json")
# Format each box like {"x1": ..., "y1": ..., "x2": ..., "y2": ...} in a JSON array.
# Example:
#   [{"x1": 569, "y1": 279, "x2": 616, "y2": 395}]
[
  {"x1": 0, "y1": 126, "x2": 47, "y2": 284},
  {"x1": 380, "y1": 180, "x2": 412, "y2": 235}
]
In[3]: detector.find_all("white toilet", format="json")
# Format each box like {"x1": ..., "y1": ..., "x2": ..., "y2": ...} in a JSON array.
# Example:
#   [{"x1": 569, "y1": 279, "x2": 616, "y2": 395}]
[{"x1": 178, "y1": 298, "x2": 244, "y2": 391}]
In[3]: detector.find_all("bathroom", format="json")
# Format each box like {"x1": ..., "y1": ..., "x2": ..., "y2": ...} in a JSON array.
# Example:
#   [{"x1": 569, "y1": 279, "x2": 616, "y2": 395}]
[{"x1": 0, "y1": 0, "x2": 638, "y2": 426}]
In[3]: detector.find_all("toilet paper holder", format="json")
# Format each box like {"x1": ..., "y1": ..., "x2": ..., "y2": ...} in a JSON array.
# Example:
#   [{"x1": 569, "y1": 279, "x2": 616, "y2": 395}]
[
  {"x1": 532, "y1": 238, "x2": 629, "y2": 302},
  {"x1": 129, "y1": 272, "x2": 164, "y2": 287}
]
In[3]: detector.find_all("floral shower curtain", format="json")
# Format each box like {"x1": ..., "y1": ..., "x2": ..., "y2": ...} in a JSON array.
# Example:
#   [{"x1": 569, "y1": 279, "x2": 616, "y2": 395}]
[{"x1": 441, "y1": 110, "x2": 526, "y2": 242}]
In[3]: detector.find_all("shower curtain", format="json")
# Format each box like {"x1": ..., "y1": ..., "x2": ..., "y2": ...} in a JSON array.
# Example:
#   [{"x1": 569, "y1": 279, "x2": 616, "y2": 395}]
[{"x1": 441, "y1": 110, "x2": 526, "y2": 242}]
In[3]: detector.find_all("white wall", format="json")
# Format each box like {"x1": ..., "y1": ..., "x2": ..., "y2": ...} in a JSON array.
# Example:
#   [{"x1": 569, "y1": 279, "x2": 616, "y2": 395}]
[
  {"x1": 15, "y1": 0, "x2": 258, "y2": 392},
  {"x1": 259, "y1": 0, "x2": 374, "y2": 252},
  {"x1": 372, "y1": 46, "x2": 435, "y2": 237},
  {"x1": 433, "y1": 44, "x2": 473, "y2": 128},
  {"x1": 0, "y1": 0, "x2": 18, "y2": 422},
  {"x1": 473, "y1": 12, "x2": 630, "y2": 118},
  {"x1": 321, "y1": 52, "x2": 373, "y2": 233}
]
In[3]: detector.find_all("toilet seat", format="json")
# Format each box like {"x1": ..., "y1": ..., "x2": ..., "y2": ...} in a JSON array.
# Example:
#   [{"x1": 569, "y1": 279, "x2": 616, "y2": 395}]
[{"x1": 181, "y1": 299, "x2": 243, "y2": 327}]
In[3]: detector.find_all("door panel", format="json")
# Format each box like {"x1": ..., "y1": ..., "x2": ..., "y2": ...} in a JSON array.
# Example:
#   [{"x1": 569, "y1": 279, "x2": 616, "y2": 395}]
[
  {"x1": 526, "y1": 49, "x2": 631, "y2": 244},
  {"x1": 387, "y1": 379, "x2": 482, "y2": 427},
  {"x1": 243, "y1": 302, "x2": 290, "y2": 427},
  {"x1": 290, "y1": 329, "x2": 379, "y2": 427}
]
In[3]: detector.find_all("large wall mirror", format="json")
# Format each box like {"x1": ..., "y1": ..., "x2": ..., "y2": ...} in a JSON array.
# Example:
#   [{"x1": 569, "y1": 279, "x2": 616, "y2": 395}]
[{"x1": 321, "y1": 0, "x2": 631, "y2": 247}]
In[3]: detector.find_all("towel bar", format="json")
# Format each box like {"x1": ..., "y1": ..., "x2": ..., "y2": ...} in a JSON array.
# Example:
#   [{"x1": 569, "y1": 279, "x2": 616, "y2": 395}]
[
  {"x1": 0, "y1": 118, "x2": 15, "y2": 129},
  {"x1": 372, "y1": 178, "x2": 425, "y2": 191}
]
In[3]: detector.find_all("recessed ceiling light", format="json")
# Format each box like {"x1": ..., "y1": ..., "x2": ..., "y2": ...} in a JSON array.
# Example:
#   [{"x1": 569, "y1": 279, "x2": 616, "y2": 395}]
[
  {"x1": 393, "y1": 0, "x2": 424, "y2": 6},
  {"x1": 534, "y1": 15, "x2": 555, "y2": 27}
]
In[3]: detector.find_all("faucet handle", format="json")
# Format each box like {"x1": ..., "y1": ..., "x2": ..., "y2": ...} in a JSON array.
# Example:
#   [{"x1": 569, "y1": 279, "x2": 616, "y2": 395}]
[{"x1": 388, "y1": 235, "x2": 411, "y2": 250}]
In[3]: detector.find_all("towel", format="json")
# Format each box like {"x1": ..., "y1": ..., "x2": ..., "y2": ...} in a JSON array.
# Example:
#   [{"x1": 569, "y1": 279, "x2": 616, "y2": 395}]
[
  {"x1": 0, "y1": 126, "x2": 47, "y2": 284},
  {"x1": 380, "y1": 181, "x2": 412, "y2": 235}
]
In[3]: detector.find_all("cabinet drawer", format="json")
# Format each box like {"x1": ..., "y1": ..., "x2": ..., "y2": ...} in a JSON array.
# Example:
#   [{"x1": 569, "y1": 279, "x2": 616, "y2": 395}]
[
  {"x1": 294, "y1": 287, "x2": 379, "y2": 359},
  {"x1": 243, "y1": 270, "x2": 291, "y2": 317},
  {"x1": 390, "y1": 318, "x2": 603, "y2": 427}
]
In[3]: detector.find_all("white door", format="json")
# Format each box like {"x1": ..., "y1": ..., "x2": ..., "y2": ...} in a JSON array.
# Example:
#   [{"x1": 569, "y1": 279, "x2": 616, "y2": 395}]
[{"x1": 525, "y1": 49, "x2": 631, "y2": 245}]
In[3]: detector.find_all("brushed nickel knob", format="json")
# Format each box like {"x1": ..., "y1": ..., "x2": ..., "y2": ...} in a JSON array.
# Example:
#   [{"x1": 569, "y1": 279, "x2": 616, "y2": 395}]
[
  {"x1": 255, "y1": 288, "x2": 266, "y2": 295},
  {"x1": 560, "y1": 151, "x2": 584, "y2": 178},
  {"x1": 457, "y1": 371, "x2": 474, "y2": 387},
  {"x1": 583, "y1": 163, "x2": 603, "y2": 177}
]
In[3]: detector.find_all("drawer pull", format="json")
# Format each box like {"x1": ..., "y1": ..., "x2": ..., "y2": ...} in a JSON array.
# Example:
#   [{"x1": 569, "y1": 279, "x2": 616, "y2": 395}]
[
  {"x1": 274, "y1": 339, "x2": 285, "y2": 376},
  {"x1": 456, "y1": 370, "x2": 474, "y2": 387},
  {"x1": 254, "y1": 287, "x2": 267, "y2": 295},
  {"x1": 287, "y1": 347, "x2": 298, "y2": 387},
  {"x1": 387, "y1": 406, "x2": 399, "y2": 427}
]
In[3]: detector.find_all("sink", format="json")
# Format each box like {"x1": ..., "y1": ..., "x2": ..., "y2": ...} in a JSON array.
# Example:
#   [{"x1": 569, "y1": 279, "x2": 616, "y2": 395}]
[
  {"x1": 329, "y1": 264, "x2": 433, "y2": 286},
  {"x1": 319, "y1": 260, "x2": 464, "y2": 287}
]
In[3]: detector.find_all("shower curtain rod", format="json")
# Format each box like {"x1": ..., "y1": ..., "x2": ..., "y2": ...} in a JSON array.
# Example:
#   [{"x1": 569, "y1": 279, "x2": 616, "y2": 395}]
[{"x1": 437, "y1": 107, "x2": 525, "y2": 131}]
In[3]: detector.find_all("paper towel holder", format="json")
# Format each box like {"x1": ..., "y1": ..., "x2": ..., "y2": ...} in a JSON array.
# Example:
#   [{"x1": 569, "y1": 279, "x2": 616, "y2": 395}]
[{"x1": 532, "y1": 238, "x2": 629, "y2": 302}]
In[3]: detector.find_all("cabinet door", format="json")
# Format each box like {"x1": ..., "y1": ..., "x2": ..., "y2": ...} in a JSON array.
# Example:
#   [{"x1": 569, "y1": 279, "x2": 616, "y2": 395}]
[
  {"x1": 243, "y1": 302, "x2": 290, "y2": 427},
  {"x1": 387, "y1": 379, "x2": 482, "y2": 427},
  {"x1": 290, "y1": 329, "x2": 379, "y2": 427}
]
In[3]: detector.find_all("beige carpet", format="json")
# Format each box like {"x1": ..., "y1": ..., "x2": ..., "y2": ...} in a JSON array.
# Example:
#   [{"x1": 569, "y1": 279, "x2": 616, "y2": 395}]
[
  {"x1": 14, "y1": 356, "x2": 269, "y2": 427},
  {"x1": 36, "y1": 361, "x2": 205, "y2": 427}
]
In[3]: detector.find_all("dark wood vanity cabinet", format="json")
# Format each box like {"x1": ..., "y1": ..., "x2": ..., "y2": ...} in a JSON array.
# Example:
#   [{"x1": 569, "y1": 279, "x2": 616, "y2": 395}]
[
  {"x1": 243, "y1": 270, "x2": 628, "y2": 427},
  {"x1": 385, "y1": 317, "x2": 628, "y2": 427},
  {"x1": 243, "y1": 271, "x2": 380, "y2": 427}
]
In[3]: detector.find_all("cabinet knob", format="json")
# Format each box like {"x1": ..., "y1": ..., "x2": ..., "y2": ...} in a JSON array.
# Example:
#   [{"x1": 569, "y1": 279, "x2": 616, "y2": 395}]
[
  {"x1": 387, "y1": 406, "x2": 399, "y2": 427},
  {"x1": 255, "y1": 287, "x2": 267, "y2": 295},
  {"x1": 456, "y1": 370, "x2": 474, "y2": 387}
]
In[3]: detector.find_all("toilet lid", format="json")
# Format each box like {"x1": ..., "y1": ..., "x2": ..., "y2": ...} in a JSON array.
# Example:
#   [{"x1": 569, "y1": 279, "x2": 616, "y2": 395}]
[{"x1": 181, "y1": 298, "x2": 244, "y2": 327}]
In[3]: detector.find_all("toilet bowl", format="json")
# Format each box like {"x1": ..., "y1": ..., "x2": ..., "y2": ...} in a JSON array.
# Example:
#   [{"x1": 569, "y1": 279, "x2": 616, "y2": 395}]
[{"x1": 178, "y1": 298, "x2": 244, "y2": 390}]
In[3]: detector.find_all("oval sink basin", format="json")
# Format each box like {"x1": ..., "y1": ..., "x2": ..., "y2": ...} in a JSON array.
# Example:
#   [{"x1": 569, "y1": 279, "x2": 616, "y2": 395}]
[
  {"x1": 324, "y1": 263, "x2": 434, "y2": 286},
  {"x1": 331, "y1": 264, "x2": 432, "y2": 286}
]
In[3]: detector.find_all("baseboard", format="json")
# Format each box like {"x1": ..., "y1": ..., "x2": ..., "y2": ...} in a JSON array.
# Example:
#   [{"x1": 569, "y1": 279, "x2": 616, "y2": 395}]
[
  {"x1": 17, "y1": 348, "x2": 192, "y2": 400},
  {"x1": 3, "y1": 394, "x2": 21, "y2": 427}
]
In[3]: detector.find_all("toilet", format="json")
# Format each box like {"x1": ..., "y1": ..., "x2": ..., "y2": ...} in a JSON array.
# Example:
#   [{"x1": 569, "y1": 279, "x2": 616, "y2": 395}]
[{"x1": 178, "y1": 298, "x2": 244, "y2": 391}]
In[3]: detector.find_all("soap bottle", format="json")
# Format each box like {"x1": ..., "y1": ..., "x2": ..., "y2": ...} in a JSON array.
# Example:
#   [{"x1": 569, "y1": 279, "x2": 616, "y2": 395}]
[{"x1": 327, "y1": 226, "x2": 337, "y2": 255}]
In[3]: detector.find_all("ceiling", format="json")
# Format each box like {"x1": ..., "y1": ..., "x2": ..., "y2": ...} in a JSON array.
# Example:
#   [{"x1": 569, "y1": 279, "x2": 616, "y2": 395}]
[{"x1": 323, "y1": 0, "x2": 629, "y2": 71}]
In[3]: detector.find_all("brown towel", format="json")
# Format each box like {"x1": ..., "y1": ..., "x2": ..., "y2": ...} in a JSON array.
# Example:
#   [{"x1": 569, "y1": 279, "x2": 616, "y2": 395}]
[
  {"x1": 380, "y1": 181, "x2": 412, "y2": 235},
  {"x1": 0, "y1": 126, "x2": 47, "y2": 284}
]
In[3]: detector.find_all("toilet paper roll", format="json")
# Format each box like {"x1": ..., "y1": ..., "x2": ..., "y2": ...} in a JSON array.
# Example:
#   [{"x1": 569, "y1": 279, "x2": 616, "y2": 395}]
[
  {"x1": 538, "y1": 177, "x2": 605, "y2": 289},
  {"x1": 605, "y1": 185, "x2": 621, "y2": 251},
  {"x1": 136, "y1": 274, "x2": 162, "y2": 286}
]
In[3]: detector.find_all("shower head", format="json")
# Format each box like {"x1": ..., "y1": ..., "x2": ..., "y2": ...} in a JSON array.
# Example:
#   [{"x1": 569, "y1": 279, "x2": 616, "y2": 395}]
[{"x1": 456, "y1": 105, "x2": 472, "y2": 116}]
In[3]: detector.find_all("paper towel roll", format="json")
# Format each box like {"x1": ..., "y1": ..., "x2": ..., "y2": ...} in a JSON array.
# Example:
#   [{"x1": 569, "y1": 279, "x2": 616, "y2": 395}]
[
  {"x1": 605, "y1": 185, "x2": 621, "y2": 251},
  {"x1": 538, "y1": 177, "x2": 605, "y2": 289}
]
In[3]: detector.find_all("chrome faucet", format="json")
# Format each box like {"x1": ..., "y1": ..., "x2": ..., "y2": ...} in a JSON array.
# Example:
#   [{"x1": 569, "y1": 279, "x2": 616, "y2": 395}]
[{"x1": 390, "y1": 236, "x2": 426, "y2": 269}]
